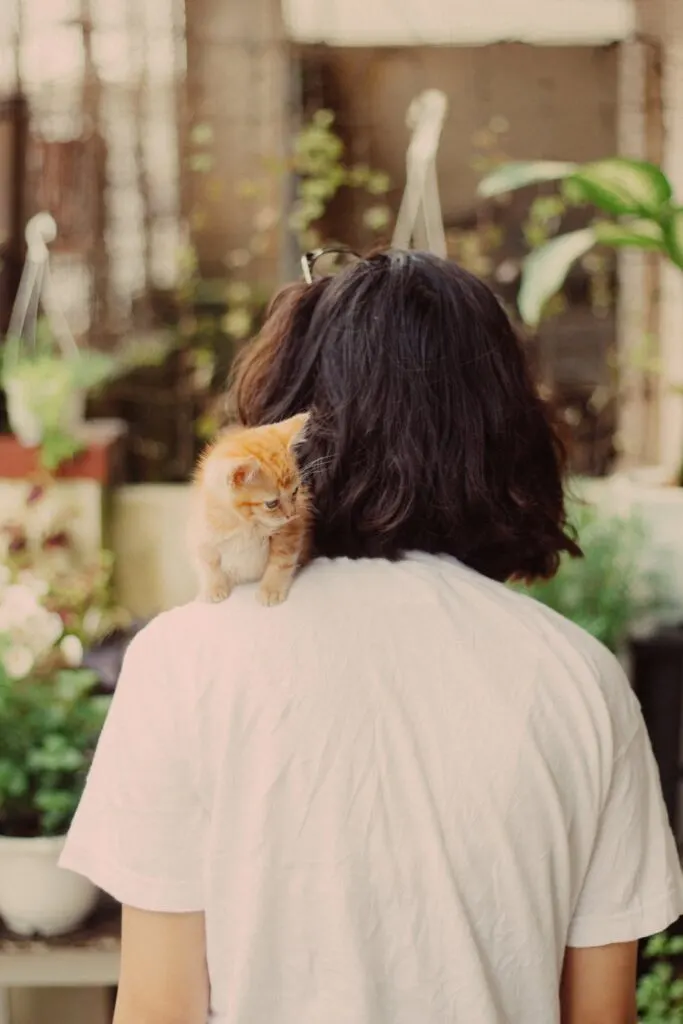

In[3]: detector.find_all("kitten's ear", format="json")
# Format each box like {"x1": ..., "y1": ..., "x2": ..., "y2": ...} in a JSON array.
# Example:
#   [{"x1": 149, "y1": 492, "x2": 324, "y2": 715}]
[
  {"x1": 227, "y1": 458, "x2": 260, "y2": 488},
  {"x1": 204, "y1": 454, "x2": 259, "y2": 491},
  {"x1": 286, "y1": 411, "x2": 310, "y2": 449}
]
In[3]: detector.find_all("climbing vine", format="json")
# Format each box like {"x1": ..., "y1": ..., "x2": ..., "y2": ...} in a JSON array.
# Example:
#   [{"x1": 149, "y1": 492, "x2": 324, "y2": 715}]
[{"x1": 179, "y1": 109, "x2": 394, "y2": 438}]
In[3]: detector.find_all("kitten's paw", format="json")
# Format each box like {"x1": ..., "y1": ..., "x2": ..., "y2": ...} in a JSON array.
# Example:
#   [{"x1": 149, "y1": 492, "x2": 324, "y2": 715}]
[
  {"x1": 199, "y1": 580, "x2": 233, "y2": 603},
  {"x1": 257, "y1": 582, "x2": 288, "y2": 607}
]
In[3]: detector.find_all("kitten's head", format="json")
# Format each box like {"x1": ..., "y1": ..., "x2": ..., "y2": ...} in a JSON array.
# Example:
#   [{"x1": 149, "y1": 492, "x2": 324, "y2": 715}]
[{"x1": 199, "y1": 413, "x2": 309, "y2": 532}]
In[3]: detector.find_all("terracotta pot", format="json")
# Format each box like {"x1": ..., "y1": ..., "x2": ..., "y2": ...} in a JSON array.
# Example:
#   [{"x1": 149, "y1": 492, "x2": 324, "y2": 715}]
[
  {"x1": 0, "y1": 419, "x2": 127, "y2": 483},
  {"x1": 0, "y1": 834, "x2": 99, "y2": 937}
]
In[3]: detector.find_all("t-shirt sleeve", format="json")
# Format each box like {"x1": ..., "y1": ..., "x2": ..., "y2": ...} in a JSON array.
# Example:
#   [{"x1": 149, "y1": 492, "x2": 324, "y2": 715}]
[
  {"x1": 567, "y1": 705, "x2": 683, "y2": 947},
  {"x1": 59, "y1": 614, "x2": 207, "y2": 912}
]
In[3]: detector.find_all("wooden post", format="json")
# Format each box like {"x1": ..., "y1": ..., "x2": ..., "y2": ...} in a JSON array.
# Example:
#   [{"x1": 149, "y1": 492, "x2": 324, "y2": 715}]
[
  {"x1": 659, "y1": 0, "x2": 683, "y2": 480},
  {"x1": 619, "y1": 0, "x2": 683, "y2": 479},
  {"x1": 615, "y1": 3, "x2": 665, "y2": 471},
  {"x1": 184, "y1": 0, "x2": 290, "y2": 281}
]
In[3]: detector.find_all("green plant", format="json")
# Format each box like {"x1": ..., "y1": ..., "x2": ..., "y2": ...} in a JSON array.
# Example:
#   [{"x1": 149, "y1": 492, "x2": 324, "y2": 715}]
[
  {"x1": 1, "y1": 321, "x2": 120, "y2": 471},
  {"x1": 637, "y1": 932, "x2": 683, "y2": 1023},
  {"x1": 2, "y1": 333, "x2": 118, "y2": 392},
  {"x1": 513, "y1": 502, "x2": 668, "y2": 653},
  {"x1": 181, "y1": 109, "x2": 394, "y2": 440},
  {"x1": 478, "y1": 156, "x2": 683, "y2": 482},
  {"x1": 444, "y1": 118, "x2": 613, "y2": 330},
  {"x1": 0, "y1": 483, "x2": 129, "y2": 836},
  {"x1": 0, "y1": 662, "x2": 109, "y2": 837},
  {"x1": 477, "y1": 157, "x2": 681, "y2": 329},
  {"x1": 285, "y1": 108, "x2": 392, "y2": 247}
]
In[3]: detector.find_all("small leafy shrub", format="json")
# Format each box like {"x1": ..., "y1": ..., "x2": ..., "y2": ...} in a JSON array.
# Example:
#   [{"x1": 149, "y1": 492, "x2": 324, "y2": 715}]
[
  {"x1": 514, "y1": 501, "x2": 668, "y2": 653},
  {"x1": 637, "y1": 932, "x2": 683, "y2": 1023},
  {"x1": 0, "y1": 659, "x2": 110, "y2": 837}
]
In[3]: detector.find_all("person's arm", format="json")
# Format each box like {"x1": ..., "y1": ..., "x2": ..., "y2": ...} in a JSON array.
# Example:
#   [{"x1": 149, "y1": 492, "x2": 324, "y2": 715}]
[
  {"x1": 57, "y1": 614, "x2": 211, "y2": 1019},
  {"x1": 561, "y1": 658, "x2": 683, "y2": 1024},
  {"x1": 113, "y1": 907, "x2": 209, "y2": 1024},
  {"x1": 560, "y1": 942, "x2": 638, "y2": 1024}
]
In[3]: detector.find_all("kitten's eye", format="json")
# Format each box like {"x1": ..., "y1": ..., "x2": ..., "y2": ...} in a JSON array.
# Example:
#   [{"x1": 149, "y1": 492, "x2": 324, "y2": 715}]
[
  {"x1": 264, "y1": 499, "x2": 279, "y2": 510},
  {"x1": 292, "y1": 486, "x2": 299, "y2": 498}
]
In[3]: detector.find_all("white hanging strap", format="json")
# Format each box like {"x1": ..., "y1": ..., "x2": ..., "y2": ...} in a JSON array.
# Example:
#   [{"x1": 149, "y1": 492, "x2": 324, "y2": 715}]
[
  {"x1": 6, "y1": 212, "x2": 80, "y2": 368},
  {"x1": 392, "y1": 89, "x2": 448, "y2": 258}
]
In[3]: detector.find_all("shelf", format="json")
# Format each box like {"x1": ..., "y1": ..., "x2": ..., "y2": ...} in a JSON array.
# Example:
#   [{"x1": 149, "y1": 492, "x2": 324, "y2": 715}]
[{"x1": 0, "y1": 903, "x2": 120, "y2": 988}]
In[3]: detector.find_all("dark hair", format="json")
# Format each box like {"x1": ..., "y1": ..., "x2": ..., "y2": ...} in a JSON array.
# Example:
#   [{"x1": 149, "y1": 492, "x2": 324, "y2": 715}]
[{"x1": 229, "y1": 250, "x2": 580, "y2": 582}]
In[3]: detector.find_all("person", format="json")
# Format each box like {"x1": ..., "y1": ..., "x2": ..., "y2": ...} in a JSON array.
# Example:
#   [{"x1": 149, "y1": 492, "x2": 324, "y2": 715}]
[{"x1": 61, "y1": 249, "x2": 683, "y2": 1024}]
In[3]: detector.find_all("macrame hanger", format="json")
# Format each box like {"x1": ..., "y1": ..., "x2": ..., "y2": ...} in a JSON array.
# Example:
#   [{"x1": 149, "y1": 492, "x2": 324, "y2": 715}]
[
  {"x1": 6, "y1": 212, "x2": 80, "y2": 372},
  {"x1": 391, "y1": 89, "x2": 448, "y2": 258}
]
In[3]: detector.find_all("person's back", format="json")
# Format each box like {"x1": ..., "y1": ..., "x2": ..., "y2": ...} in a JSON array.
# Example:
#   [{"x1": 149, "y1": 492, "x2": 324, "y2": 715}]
[
  {"x1": 60, "y1": 250, "x2": 683, "y2": 1024},
  {"x1": 67, "y1": 552, "x2": 678, "y2": 1023}
]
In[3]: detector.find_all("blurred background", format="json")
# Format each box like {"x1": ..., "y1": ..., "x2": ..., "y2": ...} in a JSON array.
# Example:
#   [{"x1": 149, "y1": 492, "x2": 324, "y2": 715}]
[
  {"x1": 2, "y1": 2, "x2": 683, "y2": 1022},
  {"x1": 0, "y1": 0, "x2": 664, "y2": 487}
]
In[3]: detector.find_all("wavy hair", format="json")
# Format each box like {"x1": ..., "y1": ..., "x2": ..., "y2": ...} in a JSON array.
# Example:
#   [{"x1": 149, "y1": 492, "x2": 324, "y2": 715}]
[{"x1": 228, "y1": 250, "x2": 580, "y2": 582}]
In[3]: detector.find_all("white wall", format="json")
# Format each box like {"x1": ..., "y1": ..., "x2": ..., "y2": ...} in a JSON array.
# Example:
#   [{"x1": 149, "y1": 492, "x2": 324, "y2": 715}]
[
  {"x1": 283, "y1": 0, "x2": 636, "y2": 46},
  {"x1": 112, "y1": 485, "x2": 195, "y2": 617}
]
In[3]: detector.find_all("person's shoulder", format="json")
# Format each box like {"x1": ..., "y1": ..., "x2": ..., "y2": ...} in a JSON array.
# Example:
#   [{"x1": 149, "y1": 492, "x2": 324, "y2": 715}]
[
  {"x1": 419, "y1": 552, "x2": 638, "y2": 729},
  {"x1": 118, "y1": 599, "x2": 262, "y2": 700},
  {"x1": 117, "y1": 605, "x2": 197, "y2": 674},
  {"x1": 503, "y1": 583, "x2": 640, "y2": 748},
  {"x1": 130, "y1": 597, "x2": 253, "y2": 651},
  {"x1": 128, "y1": 574, "x2": 330, "y2": 658}
]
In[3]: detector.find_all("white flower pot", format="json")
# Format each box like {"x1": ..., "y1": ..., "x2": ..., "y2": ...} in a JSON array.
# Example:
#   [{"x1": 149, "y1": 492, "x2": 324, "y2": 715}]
[
  {"x1": 0, "y1": 834, "x2": 99, "y2": 937},
  {"x1": 4, "y1": 376, "x2": 86, "y2": 447}
]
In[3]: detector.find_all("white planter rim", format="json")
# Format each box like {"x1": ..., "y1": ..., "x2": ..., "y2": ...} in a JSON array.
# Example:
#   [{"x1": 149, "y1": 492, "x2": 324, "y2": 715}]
[{"x1": 0, "y1": 833, "x2": 67, "y2": 854}]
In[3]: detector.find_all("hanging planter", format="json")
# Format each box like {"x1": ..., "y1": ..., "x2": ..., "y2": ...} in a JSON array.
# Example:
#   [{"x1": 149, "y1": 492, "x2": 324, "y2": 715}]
[
  {"x1": 1, "y1": 334, "x2": 117, "y2": 461},
  {"x1": 4, "y1": 366, "x2": 87, "y2": 447},
  {"x1": 1, "y1": 213, "x2": 119, "y2": 471}
]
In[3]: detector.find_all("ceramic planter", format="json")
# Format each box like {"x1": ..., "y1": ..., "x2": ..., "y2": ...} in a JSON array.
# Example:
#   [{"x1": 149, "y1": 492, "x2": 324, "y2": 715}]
[
  {"x1": 0, "y1": 418, "x2": 127, "y2": 482},
  {"x1": 4, "y1": 375, "x2": 86, "y2": 447},
  {"x1": 0, "y1": 833, "x2": 98, "y2": 937}
]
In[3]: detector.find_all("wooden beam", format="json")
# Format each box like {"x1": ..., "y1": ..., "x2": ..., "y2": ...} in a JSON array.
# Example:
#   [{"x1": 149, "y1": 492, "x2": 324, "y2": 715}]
[
  {"x1": 283, "y1": 0, "x2": 636, "y2": 47},
  {"x1": 659, "y1": 0, "x2": 683, "y2": 479},
  {"x1": 615, "y1": 1, "x2": 665, "y2": 471},
  {"x1": 184, "y1": 0, "x2": 290, "y2": 280}
]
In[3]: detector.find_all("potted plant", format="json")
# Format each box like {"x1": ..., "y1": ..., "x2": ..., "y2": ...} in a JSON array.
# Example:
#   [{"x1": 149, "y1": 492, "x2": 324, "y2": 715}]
[
  {"x1": 513, "y1": 501, "x2": 670, "y2": 655},
  {"x1": 1, "y1": 320, "x2": 119, "y2": 471},
  {"x1": 0, "y1": 484, "x2": 129, "y2": 936},
  {"x1": 478, "y1": 157, "x2": 683, "y2": 329},
  {"x1": 477, "y1": 156, "x2": 683, "y2": 486}
]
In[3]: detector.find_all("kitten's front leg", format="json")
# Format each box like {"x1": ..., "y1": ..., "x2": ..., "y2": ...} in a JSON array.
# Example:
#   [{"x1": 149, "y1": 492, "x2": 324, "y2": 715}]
[
  {"x1": 257, "y1": 521, "x2": 304, "y2": 606},
  {"x1": 258, "y1": 570, "x2": 293, "y2": 606},
  {"x1": 196, "y1": 542, "x2": 233, "y2": 603}
]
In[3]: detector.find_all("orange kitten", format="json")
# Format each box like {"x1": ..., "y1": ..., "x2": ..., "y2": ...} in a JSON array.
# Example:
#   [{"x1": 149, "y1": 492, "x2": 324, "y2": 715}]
[{"x1": 189, "y1": 413, "x2": 311, "y2": 606}]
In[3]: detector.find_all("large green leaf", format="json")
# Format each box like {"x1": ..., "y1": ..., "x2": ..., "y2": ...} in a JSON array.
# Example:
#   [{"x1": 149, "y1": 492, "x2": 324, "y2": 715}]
[
  {"x1": 518, "y1": 227, "x2": 597, "y2": 328},
  {"x1": 593, "y1": 219, "x2": 665, "y2": 251},
  {"x1": 662, "y1": 207, "x2": 683, "y2": 268},
  {"x1": 570, "y1": 158, "x2": 673, "y2": 217},
  {"x1": 477, "y1": 161, "x2": 578, "y2": 199}
]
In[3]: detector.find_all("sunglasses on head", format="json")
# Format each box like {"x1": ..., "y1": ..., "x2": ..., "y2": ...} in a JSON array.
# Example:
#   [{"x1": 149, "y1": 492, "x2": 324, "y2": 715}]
[{"x1": 300, "y1": 246, "x2": 363, "y2": 284}]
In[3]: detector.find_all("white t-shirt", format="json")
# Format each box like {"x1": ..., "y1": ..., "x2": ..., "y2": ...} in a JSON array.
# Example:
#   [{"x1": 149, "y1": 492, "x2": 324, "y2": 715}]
[{"x1": 61, "y1": 553, "x2": 683, "y2": 1024}]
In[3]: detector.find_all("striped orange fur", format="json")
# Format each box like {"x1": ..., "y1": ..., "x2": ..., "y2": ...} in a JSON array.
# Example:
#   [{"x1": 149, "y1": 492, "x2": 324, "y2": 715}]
[{"x1": 188, "y1": 413, "x2": 311, "y2": 606}]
